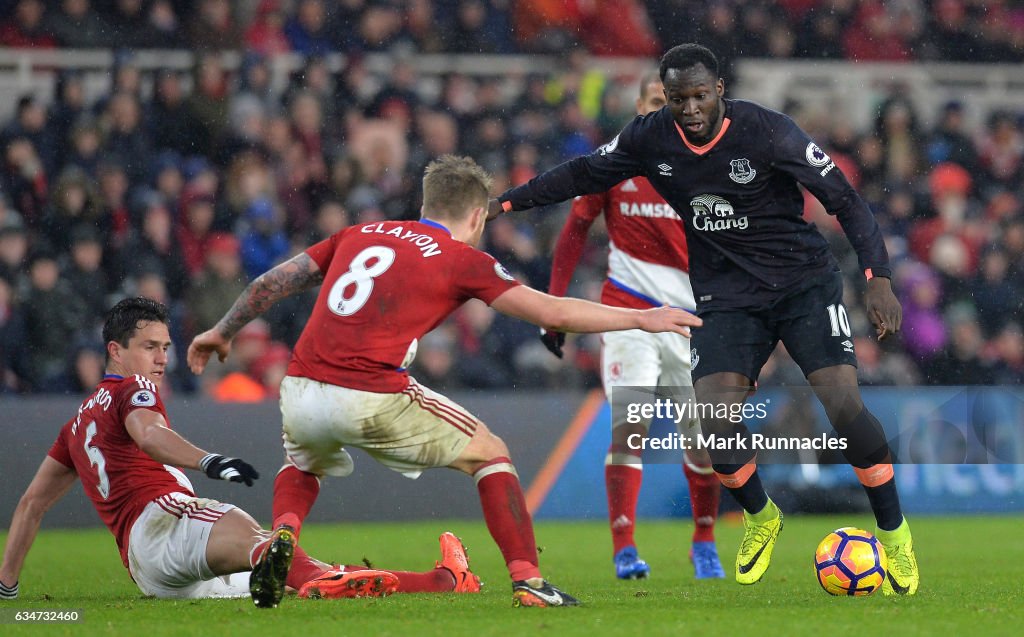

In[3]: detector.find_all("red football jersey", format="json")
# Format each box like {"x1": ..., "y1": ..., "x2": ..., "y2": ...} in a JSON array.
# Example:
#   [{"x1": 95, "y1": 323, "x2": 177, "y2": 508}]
[
  {"x1": 550, "y1": 177, "x2": 693, "y2": 310},
  {"x1": 288, "y1": 219, "x2": 521, "y2": 392},
  {"x1": 48, "y1": 375, "x2": 195, "y2": 568}
]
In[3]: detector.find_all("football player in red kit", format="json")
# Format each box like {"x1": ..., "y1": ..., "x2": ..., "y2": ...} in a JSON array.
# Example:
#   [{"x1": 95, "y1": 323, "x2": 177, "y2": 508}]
[
  {"x1": 188, "y1": 155, "x2": 702, "y2": 607},
  {"x1": 0, "y1": 298, "x2": 488, "y2": 607},
  {"x1": 543, "y1": 73, "x2": 723, "y2": 580}
]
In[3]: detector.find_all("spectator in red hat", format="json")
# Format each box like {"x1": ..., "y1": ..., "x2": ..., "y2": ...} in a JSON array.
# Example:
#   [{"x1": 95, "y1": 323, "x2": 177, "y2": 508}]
[
  {"x1": 208, "y1": 319, "x2": 284, "y2": 402},
  {"x1": 249, "y1": 342, "x2": 292, "y2": 398},
  {"x1": 186, "y1": 232, "x2": 247, "y2": 334},
  {"x1": 909, "y1": 162, "x2": 984, "y2": 272},
  {"x1": 245, "y1": 0, "x2": 291, "y2": 56},
  {"x1": 843, "y1": 1, "x2": 912, "y2": 62},
  {"x1": 177, "y1": 191, "x2": 217, "y2": 278},
  {"x1": 231, "y1": 319, "x2": 272, "y2": 372}
]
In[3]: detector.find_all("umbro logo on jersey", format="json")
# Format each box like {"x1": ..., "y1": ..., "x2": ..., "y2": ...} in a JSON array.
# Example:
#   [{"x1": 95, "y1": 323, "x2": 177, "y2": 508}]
[
  {"x1": 841, "y1": 339, "x2": 855, "y2": 352},
  {"x1": 690, "y1": 348, "x2": 699, "y2": 369},
  {"x1": 620, "y1": 179, "x2": 638, "y2": 192},
  {"x1": 729, "y1": 158, "x2": 756, "y2": 184},
  {"x1": 658, "y1": 163, "x2": 673, "y2": 176}
]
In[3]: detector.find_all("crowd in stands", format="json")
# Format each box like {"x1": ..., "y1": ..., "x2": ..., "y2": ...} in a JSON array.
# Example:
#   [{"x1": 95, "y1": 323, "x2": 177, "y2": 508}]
[
  {"x1": 0, "y1": 1, "x2": 1023, "y2": 397},
  {"x1": 1, "y1": 1, "x2": 1023, "y2": 62}
]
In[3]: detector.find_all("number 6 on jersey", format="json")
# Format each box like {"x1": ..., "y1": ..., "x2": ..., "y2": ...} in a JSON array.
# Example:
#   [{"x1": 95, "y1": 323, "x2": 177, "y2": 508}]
[
  {"x1": 84, "y1": 420, "x2": 110, "y2": 499},
  {"x1": 327, "y1": 246, "x2": 396, "y2": 316}
]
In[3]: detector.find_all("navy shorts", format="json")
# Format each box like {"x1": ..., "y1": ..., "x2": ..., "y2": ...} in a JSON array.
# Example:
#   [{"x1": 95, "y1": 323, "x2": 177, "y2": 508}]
[{"x1": 690, "y1": 271, "x2": 858, "y2": 383}]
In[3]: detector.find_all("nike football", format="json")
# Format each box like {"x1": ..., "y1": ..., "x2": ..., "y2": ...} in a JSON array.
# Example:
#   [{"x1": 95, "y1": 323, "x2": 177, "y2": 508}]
[{"x1": 814, "y1": 527, "x2": 888, "y2": 596}]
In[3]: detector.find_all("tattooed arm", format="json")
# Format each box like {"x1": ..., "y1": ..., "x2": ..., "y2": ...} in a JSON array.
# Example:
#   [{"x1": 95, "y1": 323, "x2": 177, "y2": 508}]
[
  {"x1": 215, "y1": 253, "x2": 324, "y2": 339},
  {"x1": 187, "y1": 253, "x2": 324, "y2": 374}
]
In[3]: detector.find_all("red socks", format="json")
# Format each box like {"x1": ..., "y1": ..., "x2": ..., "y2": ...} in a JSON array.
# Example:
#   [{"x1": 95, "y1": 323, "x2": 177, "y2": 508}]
[
  {"x1": 341, "y1": 565, "x2": 454, "y2": 593},
  {"x1": 605, "y1": 445, "x2": 720, "y2": 550},
  {"x1": 266, "y1": 463, "x2": 460, "y2": 593},
  {"x1": 606, "y1": 445, "x2": 643, "y2": 554},
  {"x1": 683, "y1": 462, "x2": 720, "y2": 543},
  {"x1": 264, "y1": 464, "x2": 326, "y2": 589},
  {"x1": 249, "y1": 539, "x2": 327, "y2": 590},
  {"x1": 473, "y1": 457, "x2": 540, "y2": 581},
  {"x1": 272, "y1": 465, "x2": 320, "y2": 537},
  {"x1": 286, "y1": 546, "x2": 328, "y2": 590}
]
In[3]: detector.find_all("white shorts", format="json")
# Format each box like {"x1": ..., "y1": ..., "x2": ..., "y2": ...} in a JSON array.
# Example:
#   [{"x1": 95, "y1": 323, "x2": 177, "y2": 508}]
[
  {"x1": 279, "y1": 375, "x2": 480, "y2": 479},
  {"x1": 602, "y1": 328, "x2": 698, "y2": 433},
  {"x1": 127, "y1": 492, "x2": 249, "y2": 599}
]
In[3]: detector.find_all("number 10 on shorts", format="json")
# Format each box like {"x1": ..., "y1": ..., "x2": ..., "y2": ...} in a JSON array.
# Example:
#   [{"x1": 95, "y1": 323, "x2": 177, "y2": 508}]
[{"x1": 826, "y1": 303, "x2": 851, "y2": 337}]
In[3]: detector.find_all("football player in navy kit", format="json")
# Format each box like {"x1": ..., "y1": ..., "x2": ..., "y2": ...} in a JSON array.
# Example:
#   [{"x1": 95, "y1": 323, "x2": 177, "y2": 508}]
[{"x1": 490, "y1": 44, "x2": 918, "y2": 595}]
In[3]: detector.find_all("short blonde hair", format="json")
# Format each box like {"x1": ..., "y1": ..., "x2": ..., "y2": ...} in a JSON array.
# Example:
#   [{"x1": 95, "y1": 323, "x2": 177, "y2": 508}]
[{"x1": 422, "y1": 155, "x2": 492, "y2": 221}]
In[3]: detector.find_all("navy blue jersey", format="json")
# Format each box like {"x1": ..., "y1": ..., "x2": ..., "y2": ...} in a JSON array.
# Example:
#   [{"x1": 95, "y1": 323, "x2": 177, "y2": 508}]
[{"x1": 499, "y1": 99, "x2": 889, "y2": 312}]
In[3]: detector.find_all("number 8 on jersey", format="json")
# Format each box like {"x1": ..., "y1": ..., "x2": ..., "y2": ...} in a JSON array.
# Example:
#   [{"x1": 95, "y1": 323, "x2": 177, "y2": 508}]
[{"x1": 327, "y1": 246, "x2": 397, "y2": 316}]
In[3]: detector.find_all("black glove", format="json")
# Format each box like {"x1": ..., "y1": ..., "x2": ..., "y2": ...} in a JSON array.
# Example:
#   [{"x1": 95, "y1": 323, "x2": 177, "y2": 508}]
[
  {"x1": 0, "y1": 579, "x2": 17, "y2": 600},
  {"x1": 200, "y1": 453, "x2": 259, "y2": 486},
  {"x1": 540, "y1": 328, "x2": 566, "y2": 359}
]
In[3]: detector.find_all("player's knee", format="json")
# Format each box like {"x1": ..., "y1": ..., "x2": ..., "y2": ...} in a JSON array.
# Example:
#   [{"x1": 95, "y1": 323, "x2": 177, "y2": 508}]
[
  {"x1": 451, "y1": 426, "x2": 512, "y2": 475},
  {"x1": 207, "y1": 509, "x2": 263, "y2": 575},
  {"x1": 479, "y1": 430, "x2": 509, "y2": 459},
  {"x1": 808, "y1": 367, "x2": 863, "y2": 418},
  {"x1": 815, "y1": 388, "x2": 864, "y2": 425}
]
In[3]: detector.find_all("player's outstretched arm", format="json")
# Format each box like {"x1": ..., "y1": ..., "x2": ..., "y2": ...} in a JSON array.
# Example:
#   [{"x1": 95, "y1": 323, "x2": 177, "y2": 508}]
[
  {"x1": 0, "y1": 457, "x2": 77, "y2": 597},
  {"x1": 188, "y1": 252, "x2": 324, "y2": 374},
  {"x1": 125, "y1": 408, "x2": 208, "y2": 468},
  {"x1": 494, "y1": 126, "x2": 644, "y2": 216},
  {"x1": 124, "y1": 410, "x2": 259, "y2": 486},
  {"x1": 491, "y1": 286, "x2": 701, "y2": 337}
]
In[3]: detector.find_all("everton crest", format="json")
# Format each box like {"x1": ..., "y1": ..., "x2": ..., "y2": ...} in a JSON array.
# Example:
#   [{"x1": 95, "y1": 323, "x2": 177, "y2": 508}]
[{"x1": 728, "y1": 158, "x2": 756, "y2": 184}]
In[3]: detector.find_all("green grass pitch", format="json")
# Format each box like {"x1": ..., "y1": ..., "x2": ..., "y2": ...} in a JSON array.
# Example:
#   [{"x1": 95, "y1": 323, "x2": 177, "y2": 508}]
[{"x1": 2, "y1": 515, "x2": 1021, "y2": 636}]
